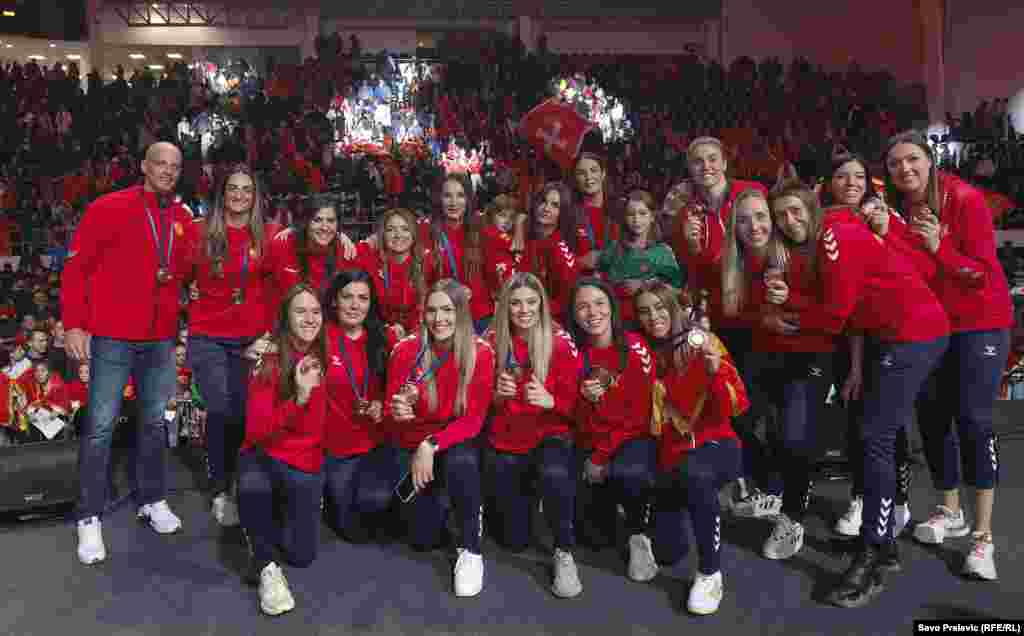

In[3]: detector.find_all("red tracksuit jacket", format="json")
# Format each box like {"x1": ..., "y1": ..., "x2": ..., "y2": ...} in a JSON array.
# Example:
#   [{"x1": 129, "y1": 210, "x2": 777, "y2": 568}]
[
  {"x1": 889, "y1": 173, "x2": 1013, "y2": 333},
  {"x1": 574, "y1": 332, "x2": 655, "y2": 465},
  {"x1": 419, "y1": 217, "x2": 494, "y2": 321},
  {"x1": 322, "y1": 322, "x2": 386, "y2": 457},
  {"x1": 63, "y1": 185, "x2": 193, "y2": 340},
  {"x1": 355, "y1": 242, "x2": 431, "y2": 336},
  {"x1": 383, "y1": 334, "x2": 495, "y2": 451},
  {"x1": 518, "y1": 230, "x2": 579, "y2": 320},
  {"x1": 794, "y1": 208, "x2": 950, "y2": 343},
  {"x1": 242, "y1": 353, "x2": 327, "y2": 473},
  {"x1": 487, "y1": 328, "x2": 581, "y2": 454},
  {"x1": 184, "y1": 221, "x2": 279, "y2": 339}
]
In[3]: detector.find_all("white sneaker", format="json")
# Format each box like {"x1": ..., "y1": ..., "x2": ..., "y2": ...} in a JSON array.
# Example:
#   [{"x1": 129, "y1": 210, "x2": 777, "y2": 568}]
[
  {"x1": 258, "y1": 562, "x2": 295, "y2": 616},
  {"x1": 962, "y1": 533, "x2": 997, "y2": 581},
  {"x1": 732, "y1": 490, "x2": 782, "y2": 519},
  {"x1": 551, "y1": 549, "x2": 583, "y2": 598},
  {"x1": 913, "y1": 505, "x2": 969, "y2": 545},
  {"x1": 453, "y1": 548, "x2": 484, "y2": 597},
  {"x1": 137, "y1": 500, "x2": 183, "y2": 534},
  {"x1": 763, "y1": 514, "x2": 804, "y2": 560},
  {"x1": 835, "y1": 497, "x2": 863, "y2": 537},
  {"x1": 627, "y1": 534, "x2": 659, "y2": 582},
  {"x1": 212, "y1": 492, "x2": 240, "y2": 527},
  {"x1": 76, "y1": 516, "x2": 107, "y2": 565},
  {"x1": 687, "y1": 571, "x2": 724, "y2": 615},
  {"x1": 893, "y1": 503, "x2": 911, "y2": 537}
]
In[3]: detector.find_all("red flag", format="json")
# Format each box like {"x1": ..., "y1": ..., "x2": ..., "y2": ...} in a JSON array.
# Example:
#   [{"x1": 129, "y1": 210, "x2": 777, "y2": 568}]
[{"x1": 518, "y1": 100, "x2": 594, "y2": 171}]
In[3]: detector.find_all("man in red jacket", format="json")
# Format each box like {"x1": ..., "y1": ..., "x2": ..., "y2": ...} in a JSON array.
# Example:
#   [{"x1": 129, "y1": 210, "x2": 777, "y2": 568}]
[{"x1": 63, "y1": 142, "x2": 189, "y2": 566}]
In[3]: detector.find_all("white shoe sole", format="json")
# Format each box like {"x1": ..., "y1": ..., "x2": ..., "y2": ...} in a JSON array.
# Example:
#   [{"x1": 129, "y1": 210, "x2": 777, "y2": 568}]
[
  {"x1": 835, "y1": 521, "x2": 861, "y2": 537},
  {"x1": 260, "y1": 599, "x2": 295, "y2": 616},
  {"x1": 77, "y1": 550, "x2": 106, "y2": 565}
]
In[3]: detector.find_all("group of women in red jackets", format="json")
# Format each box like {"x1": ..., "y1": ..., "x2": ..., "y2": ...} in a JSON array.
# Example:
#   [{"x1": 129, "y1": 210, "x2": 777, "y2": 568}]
[{"x1": 179, "y1": 129, "x2": 1010, "y2": 617}]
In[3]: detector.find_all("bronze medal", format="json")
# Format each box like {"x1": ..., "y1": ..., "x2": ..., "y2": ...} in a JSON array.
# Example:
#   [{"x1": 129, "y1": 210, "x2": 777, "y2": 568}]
[
  {"x1": 587, "y1": 366, "x2": 615, "y2": 390},
  {"x1": 398, "y1": 383, "x2": 419, "y2": 404},
  {"x1": 156, "y1": 268, "x2": 172, "y2": 284},
  {"x1": 232, "y1": 287, "x2": 244, "y2": 305},
  {"x1": 687, "y1": 329, "x2": 707, "y2": 349},
  {"x1": 354, "y1": 399, "x2": 370, "y2": 417}
]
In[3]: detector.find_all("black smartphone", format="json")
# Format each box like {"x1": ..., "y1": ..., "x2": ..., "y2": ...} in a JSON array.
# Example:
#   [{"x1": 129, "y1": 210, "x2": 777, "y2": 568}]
[{"x1": 394, "y1": 471, "x2": 417, "y2": 503}]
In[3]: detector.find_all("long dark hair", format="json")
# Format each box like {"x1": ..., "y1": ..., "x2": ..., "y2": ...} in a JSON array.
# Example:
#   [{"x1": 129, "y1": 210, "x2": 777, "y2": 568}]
[
  {"x1": 376, "y1": 207, "x2": 426, "y2": 302},
  {"x1": 323, "y1": 268, "x2": 389, "y2": 381},
  {"x1": 204, "y1": 164, "x2": 267, "y2": 278},
  {"x1": 566, "y1": 276, "x2": 628, "y2": 373},
  {"x1": 263, "y1": 283, "x2": 328, "y2": 403},
  {"x1": 295, "y1": 194, "x2": 339, "y2": 286},
  {"x1": 820, "y1": 152, "x2": 878, "y2": 208},
  {"x1": 528, "y1": 182, "x2": 578, "y2": 253},
  {"x1": 430, "y1": 173, "x2": 482, "y2": 280},
  {"x1": 572, "y1": 152, "x2": 622, "y2": 245}
]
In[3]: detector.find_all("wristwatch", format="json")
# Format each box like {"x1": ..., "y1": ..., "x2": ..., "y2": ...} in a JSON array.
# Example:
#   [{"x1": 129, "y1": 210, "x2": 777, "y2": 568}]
[{"x1": 424, "y1": 435, "x2": 439, "y2": 452}]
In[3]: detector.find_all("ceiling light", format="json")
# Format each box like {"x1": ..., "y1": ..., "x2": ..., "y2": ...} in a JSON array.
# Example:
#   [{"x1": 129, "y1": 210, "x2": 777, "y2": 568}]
[
  {"x1": 166, "y1": 53, "x2": 183, "y2": 59},
  {"x1": 2, "y1": 11, "x2": 16, "y2": 17},
  {"x1": 4, "y1": 44, "x2": 11, "y2": 49},
  {"x1": 49, "y1": 43, "x2": 56, "y2": 48},
  {"x1": 66, "y1": 54, "x2": 81, "y2": 60},
  {"x1": 27, "y1": 55, "x2": 46, "y2": 60},
  {"x1": 129, "y1": 53, "x2": 145, "y2": 59},
  {"x1": 148, "y1": 64, "x2": 165, "y2": 70}
]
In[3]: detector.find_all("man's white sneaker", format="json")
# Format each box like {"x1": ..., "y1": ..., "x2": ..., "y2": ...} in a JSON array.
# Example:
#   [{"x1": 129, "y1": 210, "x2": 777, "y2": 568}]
[
  {"x1": 76, "y1": 516, "x2": 107, "y2": 565},
  {"x1": 732, "y1": 490, "x2": 782, "y2": 519},
  {"x1": 763, "y1": 514, "x2": 804, "y2": 560},
  {"x1": 551, "y1": 549, "x2": 583, "y2": 598},
  {"x1": 137, "y1": 500, "x2": 183, "y2": 534},
  {"x1": 453, "y1": 548, "x2": 484, "y2": 597},
  {"x1": 913, "y1": 505, "x2": 969, "y2": 545},
  {"x1": 687, "y1": 571, "x2": 724, "y2": 615},
  {"x1": 963, "y1": 533, "x2": 997, "y2": 581},
  {"x1": 893, "y1": 503, "x2": 911, "y2": 537},
  {"x1": 212, "y1": 492, "x2": 240, "y2": 527},
  {"x1": 258, "y1": 562, "x2": 295, "y2": 616},
  {"x1": 627, "y1": 534, "x2": 659, "y2": 582},
  {"x1": 835, "y1": 497, "x2": 863, "y2": 537}
]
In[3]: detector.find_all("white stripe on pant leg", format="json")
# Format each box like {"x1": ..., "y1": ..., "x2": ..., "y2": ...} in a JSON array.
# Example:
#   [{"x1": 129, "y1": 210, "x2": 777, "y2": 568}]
[
  {"x1": 877, "y1": 498, "x2": 893, "y2": 538},
  {"x1": 713, "y1": 515, "x2": 721, "y2": 552}
]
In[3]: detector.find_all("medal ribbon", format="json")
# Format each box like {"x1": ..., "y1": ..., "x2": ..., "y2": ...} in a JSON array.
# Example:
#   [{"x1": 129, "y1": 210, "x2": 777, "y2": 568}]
[
  {"x1": 237, "y1": 244, "x2": 249, "y2": 302},
  {"x1": 438, "y1": 232, "x2": 459, "y2": 282},
  {"x1": 405, "y1": 341, "x2": 450, "y2": 386},
  {"x1": 337, "y1": 334, "x2": 369, "y2": 402},
  {"x1": 143, "y1": 196, "x2": 174, "y2": 273}
]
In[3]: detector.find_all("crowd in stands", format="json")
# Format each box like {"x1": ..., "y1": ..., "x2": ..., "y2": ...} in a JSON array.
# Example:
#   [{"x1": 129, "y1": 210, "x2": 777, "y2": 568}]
[{"x1": 0, "y1": 33, "x2": 1022, "y2": 447}]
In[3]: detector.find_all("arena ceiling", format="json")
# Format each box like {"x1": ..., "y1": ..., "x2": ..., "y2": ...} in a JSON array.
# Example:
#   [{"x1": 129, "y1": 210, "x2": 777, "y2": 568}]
[{"x1": 99, "y1": 1, "x2": 722, "y2": 21}]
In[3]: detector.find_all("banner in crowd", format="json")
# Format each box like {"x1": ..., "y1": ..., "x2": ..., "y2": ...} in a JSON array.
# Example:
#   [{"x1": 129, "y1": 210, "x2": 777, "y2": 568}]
[{"x1": 519, "y1": 100, "x2": 594, "y2": 170}]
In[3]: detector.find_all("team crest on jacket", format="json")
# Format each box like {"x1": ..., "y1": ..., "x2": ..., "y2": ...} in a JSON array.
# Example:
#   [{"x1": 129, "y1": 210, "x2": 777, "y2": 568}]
[
  {"x1": 823, "y1": 228, "x2": 839, "y2": 262},
  {"x1": 174, "y1": 222, "x2": 184, "y2": 237}
]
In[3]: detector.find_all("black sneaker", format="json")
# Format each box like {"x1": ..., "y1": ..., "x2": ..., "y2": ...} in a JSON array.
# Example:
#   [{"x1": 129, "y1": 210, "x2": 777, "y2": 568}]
[
  {"x1": 827, "y1": 543, "x2": 886, "y2": 608},
  {"x1": 878, "y1": 541, "x2": 902, "y2": 574}
]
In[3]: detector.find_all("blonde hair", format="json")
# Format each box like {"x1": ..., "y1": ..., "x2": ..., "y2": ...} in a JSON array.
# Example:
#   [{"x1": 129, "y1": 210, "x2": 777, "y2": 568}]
[
  {"x1": 721, "y1": 189, "x2": 785, "y2": 317},
  {"x1": 419, "y1": 279, "x2": 477, "y2": 416},
  {"x1": 492, "y1": 273, "x2": 554, "y2": 384}
]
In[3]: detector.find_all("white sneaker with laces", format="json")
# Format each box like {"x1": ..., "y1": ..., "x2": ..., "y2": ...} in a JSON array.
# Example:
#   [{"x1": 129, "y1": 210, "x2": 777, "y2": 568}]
[
  {"x1": 835, "y1": 497, "x2": 863, "y2": 537},
  {"x1": 963, "y1": 533, "x2": 997, "y2": 581},
  {"x1": 76, "y1": 516, "x2": 107, "y2": 565},
  {"x1": 687, "y1": 571, "x2": 724, "y2": 615},
  {"x1": 453, "y1": 548, "x2": 484, "y2": 597},
  {"x1": 212, "y1": 492, "x2": 240, "y2": 527},
  {"x1": 551, "y1": 549, "x2": 583, "y2": 598},
  {"x1": 763, "y1": 514, "x2": 804, "y2": 560},
  {"x1": 258, "y1": 562, "x2": 295, "y2": 616},
  {"x1": 627, "y1": 534, "x2": 659, "y2": 582},
  {"x1": 893, "y1": 503, "x2": 911, "y2": 537},
  {"x1": 137, "y1": 500, "x2": 183, "y2": 534},
  {"x1": 913, "y1": 505, "x2": 969, "y2": 545},
  {"x1": 732, "y1": 490, "x2": 782, "y2": 519}
]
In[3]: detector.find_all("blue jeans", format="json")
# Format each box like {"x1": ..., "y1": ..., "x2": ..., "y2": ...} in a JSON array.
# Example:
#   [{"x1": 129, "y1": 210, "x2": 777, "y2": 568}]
[
  {"x1": 187, "y1": 335, "x2": 254, "y2": 494},
  {"x1": 237, "y1": 449, "x2": 324, "y2": 570},
  {"x1": 77, "y1": 337, "x2": 177, "y2": 520},
  {"x1": 652, "y1": 438, "x2": 742, "y2": 575},
  {"x1": 917, "y1": 329, "x2": 1010, "y2": 490},
  {"x1": 860, "y1": 336, "x2": 948, "y2": 545}
]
